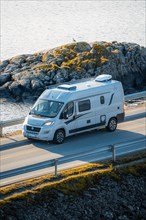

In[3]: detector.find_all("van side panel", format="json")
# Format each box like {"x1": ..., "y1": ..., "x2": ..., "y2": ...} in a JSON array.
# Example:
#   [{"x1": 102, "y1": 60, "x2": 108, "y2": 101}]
[
  {"x1": 66, "y1": 82, "x2": 124, "y2": 136},
  {"x1": 69, "y1": 97, "x2": 98, "y2": 133}
]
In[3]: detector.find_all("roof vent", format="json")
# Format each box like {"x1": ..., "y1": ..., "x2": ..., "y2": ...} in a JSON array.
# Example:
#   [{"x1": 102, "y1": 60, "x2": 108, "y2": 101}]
[
  {"x1": 57, "y1": 84, "x2": 77, "y2": 91},
  {"x1": 95, "y1": 74, "x2": 112, "y2": 82}
]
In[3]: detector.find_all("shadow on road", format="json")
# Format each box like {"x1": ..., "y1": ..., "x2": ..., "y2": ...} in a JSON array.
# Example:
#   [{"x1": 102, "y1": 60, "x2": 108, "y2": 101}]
[
  {"x1": 0, "y1": 138, "x2": 41, "y2": 151},
  {"x1": 125, "y1": 112, "x2": 146, "y2": 122}
]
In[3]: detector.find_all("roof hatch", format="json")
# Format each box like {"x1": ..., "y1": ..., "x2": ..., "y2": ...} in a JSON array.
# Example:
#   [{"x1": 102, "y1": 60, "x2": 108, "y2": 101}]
[
  {"x1": 95, "y1": 74, "x2": 112, "y2": 82},
  {"x1": 57, "y1": 84, "x2": 77, "y2": 91}
]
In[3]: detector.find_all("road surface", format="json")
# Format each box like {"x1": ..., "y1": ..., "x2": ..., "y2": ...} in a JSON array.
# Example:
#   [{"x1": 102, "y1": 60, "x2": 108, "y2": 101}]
[{"x1": 0, "y1": 106, "x2": 146, "y2": 186}]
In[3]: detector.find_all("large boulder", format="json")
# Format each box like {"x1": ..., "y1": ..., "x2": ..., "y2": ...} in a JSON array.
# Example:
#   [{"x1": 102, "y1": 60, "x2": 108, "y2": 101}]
[
  {"x1": 9, "y1": 82, "x2": 23, "y2": 98},
  {"x1": 0, "y1": 60, "x2": 9, "y2": 72},
  {"x1": 10, "y1": 55, "x2": 26, "y2": 66},
  {"x1": 1, "y1": 81, "x2": 12, "y2": 89},
  {"x1": 26, "y1": 54, "x2": 42, "y2": 64},
  {"x1": 4, "y1": 64, "x2": 19, "y2": 73},
  {"x1": 31, "y1": 78, "x2": 44, "y2": 91},
  {"x1": 0, "y1": 73, "x2": 11, "y2": 86},
  {"x1": 93, "y1": 42, "x2": 146, "y2": 92},
  {"x1": 19, "y1": 79, "x2": 31, "y2": 91},
  {"x1": 63, "y1": 42, "x2": 91, "y2": 53},
  {"x1": 0, "y1": 87, "x2": 11, "y2": 99},
  {"x1": 12, "y1": 72, "x2": 22, "y2": 81}
]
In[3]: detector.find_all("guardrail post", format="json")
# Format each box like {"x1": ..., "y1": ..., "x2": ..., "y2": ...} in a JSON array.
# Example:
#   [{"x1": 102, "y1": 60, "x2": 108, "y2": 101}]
[
  {"x1": 0, "y1": 126, "x2": 2, "y2": 137},
  {"x1": 111, "y1": 145, "x2": 116, "y2": 162},
  {"x1": 54, "y1": 159, "x2": 58, "y2": 176}
]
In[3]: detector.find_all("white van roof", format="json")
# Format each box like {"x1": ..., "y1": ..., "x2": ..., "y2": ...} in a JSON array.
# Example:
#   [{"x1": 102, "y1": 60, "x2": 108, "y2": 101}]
[{"x1": 40, "y1": 75, "x2": 121, "y2": 103}]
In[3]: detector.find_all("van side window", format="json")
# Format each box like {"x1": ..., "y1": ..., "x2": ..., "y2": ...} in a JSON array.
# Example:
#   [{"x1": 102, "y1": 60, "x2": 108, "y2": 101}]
[
  {"x1": 100, "y1": 96, "x2": 105, "y2": 104},
  {"x1": 78, "y1": 100, "x2": 91, "y2": 112},
  {"x1": 61, "y1": 102, "x2": 74, "y2": 118}
]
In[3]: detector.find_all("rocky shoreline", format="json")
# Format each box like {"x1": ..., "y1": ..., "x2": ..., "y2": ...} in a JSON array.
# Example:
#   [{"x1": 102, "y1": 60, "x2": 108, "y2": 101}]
[
  {"x1": 0, "y1": 164, "x2": 146, "y2": 220},
  {"x1": 0, "y1": 41, "x2": 146, "y2": 102}
]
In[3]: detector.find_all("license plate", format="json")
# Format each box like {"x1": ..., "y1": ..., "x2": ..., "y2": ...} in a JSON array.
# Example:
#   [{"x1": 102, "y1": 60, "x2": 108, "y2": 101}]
[{"x1": 27, "y1": 132, "x2": 37, "y2": 138}]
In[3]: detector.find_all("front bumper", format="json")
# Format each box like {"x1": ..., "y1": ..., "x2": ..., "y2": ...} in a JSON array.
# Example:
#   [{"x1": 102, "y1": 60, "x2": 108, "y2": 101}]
[{"x1": 22, "y1": 124, "x2": 55, "y2": 141}]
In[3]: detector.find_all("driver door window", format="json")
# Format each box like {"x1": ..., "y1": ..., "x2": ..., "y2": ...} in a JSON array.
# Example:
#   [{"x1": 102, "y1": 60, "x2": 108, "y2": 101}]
[{"x1": 61, "y1": 102, "x2": 74, "y2": 119}]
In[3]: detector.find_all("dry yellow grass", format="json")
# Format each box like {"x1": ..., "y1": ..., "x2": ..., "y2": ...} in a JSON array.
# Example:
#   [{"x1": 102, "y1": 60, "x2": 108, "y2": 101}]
[
  {"x1": 0, "y1": 163, "x2": 111, "y2": 206},
  {"x1": 0, "y1": 161, "x2": 146, "y2": 207},
  {"x1": 0, "y1": 163, "x2": 105, "y2": 196},
  {"x1": 3, "y1": 129, "x2": 22, "y2": 137}
]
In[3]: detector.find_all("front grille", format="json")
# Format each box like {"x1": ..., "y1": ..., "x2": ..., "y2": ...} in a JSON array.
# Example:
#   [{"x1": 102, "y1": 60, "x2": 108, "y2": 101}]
[{"x1": 26, "y1": 126, "x2": 41, "y2": 132}]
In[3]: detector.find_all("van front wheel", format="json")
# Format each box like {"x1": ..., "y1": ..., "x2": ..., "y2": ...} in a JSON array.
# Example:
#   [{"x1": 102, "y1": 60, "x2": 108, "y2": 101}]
[
  {"x1": 53, "y1": 129, "x2": 65, "y2": 144},
  {"x1": 106, "y1": 118, "x2": 117, "y2": 132}
]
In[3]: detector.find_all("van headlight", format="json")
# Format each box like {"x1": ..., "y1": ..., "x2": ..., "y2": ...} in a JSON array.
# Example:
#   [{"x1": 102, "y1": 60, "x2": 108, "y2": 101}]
[{"x1": 44, "y1": 121, "x2": 54, "y2": 126}]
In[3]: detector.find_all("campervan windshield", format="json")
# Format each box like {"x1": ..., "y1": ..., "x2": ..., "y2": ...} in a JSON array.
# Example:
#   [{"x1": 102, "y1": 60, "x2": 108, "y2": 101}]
[{"x1": 30, "y1": 99, "x2": 64, "y2": 118}]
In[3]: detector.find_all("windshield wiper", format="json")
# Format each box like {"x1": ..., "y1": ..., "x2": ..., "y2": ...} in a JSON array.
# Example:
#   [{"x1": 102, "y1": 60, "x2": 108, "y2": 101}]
[
  {"x1": 30, "y1": 112, "x2": 42, "y2": 117},
  {"x1": 30, "y1": 111, "x2": 56, "y2": 118}
]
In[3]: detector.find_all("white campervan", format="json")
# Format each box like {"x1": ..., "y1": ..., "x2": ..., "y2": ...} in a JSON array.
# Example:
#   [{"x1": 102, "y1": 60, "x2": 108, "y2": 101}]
[{"x1": 22, "y1": 74, "x2": 125, "y2": 144}]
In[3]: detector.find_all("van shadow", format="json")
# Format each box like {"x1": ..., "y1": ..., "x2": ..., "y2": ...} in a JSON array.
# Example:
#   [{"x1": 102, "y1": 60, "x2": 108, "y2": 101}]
[{"x1": 35, "y1": 128, "x2": 145, "y2": 155}]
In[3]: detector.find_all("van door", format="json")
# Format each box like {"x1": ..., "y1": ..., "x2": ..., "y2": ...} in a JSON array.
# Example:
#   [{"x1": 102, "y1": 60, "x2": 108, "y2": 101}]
[
  {"x1": 60, "y1": 101, "x2": 76, "y2": 136},
  {"x1": 69, "y1": 99, "x2": 96, "y2": 134}
]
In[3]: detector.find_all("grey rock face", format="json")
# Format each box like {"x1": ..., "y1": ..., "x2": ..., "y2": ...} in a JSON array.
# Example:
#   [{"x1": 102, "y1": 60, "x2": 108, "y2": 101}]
[
  {"x1": 10, "y1": 55, "x2": 26, "y2": 66},
  {"x1": 73, "y1": 42, "x2": 92, "y2": 52},
  {"x1": 0, "y1": 60, "x2": 9, "y2": 72},
  {"x1": 31, "y1": 78, "x2": 44, "y2": 90},
  {"x1": 0, "y1": 73, "x2": 11, "y2": 86},
  {"x1": 1, "y1": 81, "x2": 12, "y2": 88},
  {"x1": 12, "y1": 72, "x2": 22, "y2": 81},
  {"x1": 4, "y1": 64, "x2": 19, "y2": 73},
  {"x1": 19, "y1": 79, "x2": 31, "y2": 91},
  {"x1": 9, "y1": 82, "x2": 23, "y2": 99},
  {"x1": 0, "y1": 41, "x2": 146, "y2": 101}
]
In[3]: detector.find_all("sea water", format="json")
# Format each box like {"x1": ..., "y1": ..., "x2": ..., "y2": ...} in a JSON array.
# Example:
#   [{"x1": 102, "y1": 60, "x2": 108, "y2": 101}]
[{"x1": 1, "y1": 0, "x2": 145, "y2": 60}]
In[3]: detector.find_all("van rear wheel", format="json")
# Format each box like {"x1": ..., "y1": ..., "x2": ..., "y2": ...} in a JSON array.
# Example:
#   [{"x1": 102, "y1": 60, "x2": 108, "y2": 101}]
[
  {"x1": 106, "y1": 118, "x2": 117, "y2": 132},
  {"x1": 53, "y1": 129, "x2": 65, "y2": 144}
]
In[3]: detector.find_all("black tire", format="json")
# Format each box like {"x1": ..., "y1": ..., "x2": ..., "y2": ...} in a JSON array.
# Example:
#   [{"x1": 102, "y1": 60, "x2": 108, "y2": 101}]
[
  {"x1": 53, "y1": 129, "x2": 65, "y2": 144},
  {"x1": 106, "y1": 118, "x2": 117, "y2": 132}
]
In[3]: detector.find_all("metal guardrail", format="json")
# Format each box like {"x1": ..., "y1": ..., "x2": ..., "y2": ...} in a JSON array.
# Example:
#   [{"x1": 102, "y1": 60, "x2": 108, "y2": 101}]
[
  {"x1": 53, "y1": 138, "x2": 146, "y2": 176},
  {"x1": 1, "y1": 138, "x2": 145, "y2": 185},
  {"x1": 125, "y1": 91, "x2": 146, "y2": 101},
  {"x1": 0, "y1": 118, "x2": 25, "y2": 137},
  {"x1": 0, "y1": 91, "x2": 146, "y2": 137}
]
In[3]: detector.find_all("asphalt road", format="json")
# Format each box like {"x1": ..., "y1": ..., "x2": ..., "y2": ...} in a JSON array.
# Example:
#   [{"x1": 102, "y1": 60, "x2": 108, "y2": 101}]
[{"x1": 0, "y1": 106, "x2": 146, "y2": 186}]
